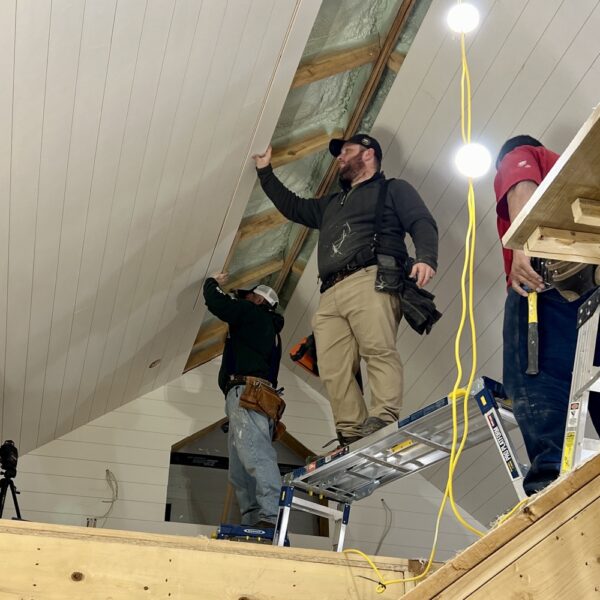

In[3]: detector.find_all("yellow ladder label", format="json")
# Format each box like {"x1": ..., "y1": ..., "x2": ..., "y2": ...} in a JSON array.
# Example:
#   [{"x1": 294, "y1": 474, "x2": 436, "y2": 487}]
[
  {"x1": 391, "y1": 439, "x2": 415, "y2": 454},
  {"x1": 561, "y1": 431, "x2": 576, "y2": 473}
]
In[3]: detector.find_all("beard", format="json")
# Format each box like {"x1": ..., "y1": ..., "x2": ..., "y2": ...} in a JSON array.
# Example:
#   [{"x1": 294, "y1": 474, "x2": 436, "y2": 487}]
[{"x1": 338, "y1": 152, "x2": 365, "y2": 184}]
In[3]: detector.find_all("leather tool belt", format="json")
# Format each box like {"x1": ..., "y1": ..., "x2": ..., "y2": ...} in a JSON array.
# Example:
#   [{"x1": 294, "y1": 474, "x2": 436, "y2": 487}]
[
  {"x1": 320, "y1": 259, "x2": 377, "y2": 293},
  {"x1": 533, "y1": 259, "x2": 599, "y2": 301},
  {"x1": 233, "y1": 376, "x2": 286, "y2": 440}
]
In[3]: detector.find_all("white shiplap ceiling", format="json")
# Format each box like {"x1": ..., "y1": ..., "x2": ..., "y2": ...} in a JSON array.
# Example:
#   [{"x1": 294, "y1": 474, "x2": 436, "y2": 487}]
[
  {"x1": 0, "y1": 0, "x2": 322, "y2": 453},
  {"x1": 282, "y1": 0, "x2": 600, "y2": 524}
]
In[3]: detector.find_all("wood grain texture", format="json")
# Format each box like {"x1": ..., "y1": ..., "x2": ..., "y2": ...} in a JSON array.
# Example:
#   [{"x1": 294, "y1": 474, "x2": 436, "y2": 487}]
[
  {"x1": 401, "y1": 454, "x2": 600, "y2": 599},
  {"x1": 0, "y1": 520, "x2": 418, "y2": 600},
  {"x1": 292, "y1": 41, "x2": 380, "y2": 88},
  {"x1": 503, "y1": 103, "x2": 600, "y2": 257}
]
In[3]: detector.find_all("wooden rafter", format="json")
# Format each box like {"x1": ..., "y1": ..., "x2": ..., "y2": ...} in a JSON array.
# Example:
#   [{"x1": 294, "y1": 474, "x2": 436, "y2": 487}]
[
  {"x1": 192, "y1": 320, "x2": 227, "y2": 348},
  {"x1": 271, "y1": 128, "x2": 343, "y2": 169},
  {"x1": 272, "y1": 0, "x2": 417, "y2": 293},
  {"x1": 291, "y1": 41, "x2": 381, "y2": 89},
  {"x1": 185, "y1": 340, "x2": 224, "y2": 372},
  {"x1": 239, "y1": 208, "x2": 288, "y2": 240},
  {"x1": 387, "y1": 49, "x2": 406, "y2": 73}
]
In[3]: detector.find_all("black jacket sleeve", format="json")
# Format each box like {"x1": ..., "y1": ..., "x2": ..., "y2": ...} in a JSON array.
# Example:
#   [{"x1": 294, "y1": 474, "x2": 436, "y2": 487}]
[
  {"x1": 203, "y1": 278, "x2": 244, "y2": 325},
  {"x1": 390, "y1": 179, "x2": 438, "y2": 270},
  {"x1": 256, "y1": 164, "x2": 326, "y2": 229}
]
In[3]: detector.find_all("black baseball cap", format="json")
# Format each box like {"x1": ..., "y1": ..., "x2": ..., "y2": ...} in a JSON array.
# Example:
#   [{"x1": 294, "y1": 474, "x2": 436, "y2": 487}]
[{"x1": 329, "y1": 133, "x2": 383, "y2": 161}]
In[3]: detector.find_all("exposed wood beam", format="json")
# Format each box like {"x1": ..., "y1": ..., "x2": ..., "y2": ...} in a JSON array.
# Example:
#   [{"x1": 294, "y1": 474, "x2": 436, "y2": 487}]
[
  {"x1": 291, "y1": 41, "x2": 381, "y2": 89},
  {"x1": 239, "y1": 208, "x2": 288, "y2": 240},
  {"x1": 0, "y1": 519, "x2": 422, "y2": 600},
  {"x1": 386, "y1": 50, "x2": 406, "y2": 73},
  {"x1": 571, "y1": 197, "x2": 600, "y2": 226},
  {"x1": 184, "y1": 340, "x2": 224, "y2": 373},
  {"x1": 271, "y1": 129, "x2": 343, "y2": 169},
  {"x1": 527, "y1": 226, "x2": 600, "y2": 265},
  {"x1": 227, "y1": 258, "x2": 283, "y2": 290},
  {"x1": 291, "y1": 262, "x2": 305, "y2": 277},
  {"x1": 192, "y1": 320, "x2": 227, "y2": 347},
  {"x1": 273, "y1": 0, "x2": 417, "y2": 293},
  {"x1": 191, "y1": 323, "x2": 227, "y2": 352}
]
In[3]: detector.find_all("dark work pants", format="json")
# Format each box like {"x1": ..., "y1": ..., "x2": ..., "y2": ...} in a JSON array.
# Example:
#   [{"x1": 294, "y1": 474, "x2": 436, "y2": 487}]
[{"x1": 503, "y1": 288, "x2": 600, "y2": 496}]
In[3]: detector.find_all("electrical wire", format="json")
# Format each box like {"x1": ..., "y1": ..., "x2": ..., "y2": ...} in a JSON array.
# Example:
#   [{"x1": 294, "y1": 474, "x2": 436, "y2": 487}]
[
  {"x1": 342, "y1": 4, "x2": 488, "y2": 591},
  {"x1": 96, "y1": 469, "x2": 119, "y2": 528},
  {"x1": 374, "y1": 498, "x2": 393, "y2": 555}
]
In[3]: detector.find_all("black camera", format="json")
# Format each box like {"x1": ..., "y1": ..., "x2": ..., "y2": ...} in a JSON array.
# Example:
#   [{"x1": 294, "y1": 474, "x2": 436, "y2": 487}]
[{"x1": 0, "y1": 439, "x2": 18, "y2": 479}]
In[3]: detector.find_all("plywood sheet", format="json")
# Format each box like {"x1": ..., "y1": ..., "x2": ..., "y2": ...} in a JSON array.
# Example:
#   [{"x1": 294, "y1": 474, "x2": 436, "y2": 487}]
[
  {"x1": 401, "y1": 453, "x2": 600, "y2": 599},
  {"x1": 503, "y1": 104, "x2": 600, "y2": 261},
  {"x1": 0, "y1": 520, "x2": 420, "y2": 599}
]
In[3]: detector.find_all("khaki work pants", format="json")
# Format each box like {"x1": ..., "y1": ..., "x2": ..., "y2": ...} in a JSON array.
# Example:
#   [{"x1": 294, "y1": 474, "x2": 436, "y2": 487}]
[{"x1": 312, "y1": 266, "x2": 403, "y2": 438}]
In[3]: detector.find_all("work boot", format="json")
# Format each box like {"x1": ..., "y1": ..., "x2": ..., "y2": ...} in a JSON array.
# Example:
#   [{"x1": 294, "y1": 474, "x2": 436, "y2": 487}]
[
  {"x1": 336, "y1": 431, "x2": 363, "y2": 446},
  {"x1": 359, "y1": 416, "x2": 388, "y2": 437},
  {"x1": 305, "y1": 432, "x2": 362, "y2": 464}
]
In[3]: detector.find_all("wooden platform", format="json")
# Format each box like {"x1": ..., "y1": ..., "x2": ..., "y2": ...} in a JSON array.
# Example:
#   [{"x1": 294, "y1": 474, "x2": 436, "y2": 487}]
[
  {"x1": 400, "y1": 453, "x2": 600, "y2": 599},
  {"x1": 503, "y1": 104, "x2": 600, "y2": 263},
  {"x1": 0, "y1": 520, "x2": 423, "y2": 599}
]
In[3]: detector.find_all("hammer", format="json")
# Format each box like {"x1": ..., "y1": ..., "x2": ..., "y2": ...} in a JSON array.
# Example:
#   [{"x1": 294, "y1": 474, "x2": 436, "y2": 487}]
[{"x1": 526, "y1": 291, "x2": 539, "y2": 375}]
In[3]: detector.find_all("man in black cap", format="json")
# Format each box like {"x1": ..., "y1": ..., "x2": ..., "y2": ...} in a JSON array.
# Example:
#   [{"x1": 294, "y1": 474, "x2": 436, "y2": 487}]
[{"x1": 252, "y1": 133, "x2": 438, "y2": 445}]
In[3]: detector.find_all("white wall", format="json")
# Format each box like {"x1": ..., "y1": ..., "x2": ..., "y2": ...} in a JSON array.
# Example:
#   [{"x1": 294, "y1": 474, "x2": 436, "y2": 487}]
[{"x1": 5, "y1": 360, "x2": 483, "y2": 561}]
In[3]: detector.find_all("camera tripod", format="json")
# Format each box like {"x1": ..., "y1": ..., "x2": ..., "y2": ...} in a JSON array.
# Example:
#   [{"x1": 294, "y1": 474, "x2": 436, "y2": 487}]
[{"x1": 0, "y1": 473, "x2": 22, "y2": 519}]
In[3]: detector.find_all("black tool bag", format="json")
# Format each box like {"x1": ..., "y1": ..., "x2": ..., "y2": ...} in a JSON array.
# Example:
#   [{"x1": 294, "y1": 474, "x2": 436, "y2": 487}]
[{"x1": 372, "y1": 179, "x2": 442, "y2": 334}]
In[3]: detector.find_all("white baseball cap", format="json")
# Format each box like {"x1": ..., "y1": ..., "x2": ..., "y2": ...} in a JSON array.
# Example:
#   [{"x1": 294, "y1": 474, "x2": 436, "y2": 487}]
[{"x1": 252, "y1": 284, "x2": 279, "y2": 307}]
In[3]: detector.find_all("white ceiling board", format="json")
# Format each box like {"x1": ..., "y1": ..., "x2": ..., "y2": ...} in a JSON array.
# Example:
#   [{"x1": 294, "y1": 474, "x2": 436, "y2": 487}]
[
  {"x1": 0, "y1": 0, "x2": 321, "y2": 452},
  {"x1": 0, "y1": 1, "x2": 14, "y2": 448},
  {"x1": 158, "y1": 0, "x2": 324, "y2": 390}
]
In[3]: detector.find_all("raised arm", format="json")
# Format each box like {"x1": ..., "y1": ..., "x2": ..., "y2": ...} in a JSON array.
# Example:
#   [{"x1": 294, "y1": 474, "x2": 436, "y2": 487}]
[{"x1": 253, "y1": 145, "x2": 327, "y2": 229}]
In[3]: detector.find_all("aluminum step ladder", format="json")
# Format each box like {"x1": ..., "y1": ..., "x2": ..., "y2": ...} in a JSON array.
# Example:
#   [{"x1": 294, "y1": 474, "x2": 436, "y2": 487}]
[
  {"x1": 273, "y1": 376, "x2": 526, "y2": 550},
  {"x1": 561, "y1": 287, "x2": 600, "y2": 474}
]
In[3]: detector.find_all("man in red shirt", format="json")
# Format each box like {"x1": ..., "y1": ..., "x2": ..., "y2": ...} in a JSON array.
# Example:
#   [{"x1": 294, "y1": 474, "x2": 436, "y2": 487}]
[{"x1": 495, "y1": 135, "x2": 600, "y2": 496}]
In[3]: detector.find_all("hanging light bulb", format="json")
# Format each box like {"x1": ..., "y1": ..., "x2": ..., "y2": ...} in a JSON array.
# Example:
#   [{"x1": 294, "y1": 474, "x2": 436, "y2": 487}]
[
  {"x1": 454, "y1": 143, "x2": 491, "y2": 178},
  {"x1": 447, "y1": 3, "x2": 480, "y2": 33}
]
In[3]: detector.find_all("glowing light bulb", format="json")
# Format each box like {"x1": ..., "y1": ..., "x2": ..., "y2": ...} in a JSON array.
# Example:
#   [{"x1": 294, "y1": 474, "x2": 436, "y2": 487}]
[
  {"x1": 454, "y1": 143, "x2": 492, "y2": 178},
  {"x1": 447, "y1": 3, "x2": 480, "y2": 33}
]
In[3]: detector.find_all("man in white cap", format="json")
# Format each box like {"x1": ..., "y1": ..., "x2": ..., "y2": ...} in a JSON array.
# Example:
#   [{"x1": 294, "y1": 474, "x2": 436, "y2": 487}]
[
  {"x1": 253, "y1": 134, "x2": 438, "y2": 446},
  {"x1": 203, "y1": 273, "x2": 284, "y2": 528}
]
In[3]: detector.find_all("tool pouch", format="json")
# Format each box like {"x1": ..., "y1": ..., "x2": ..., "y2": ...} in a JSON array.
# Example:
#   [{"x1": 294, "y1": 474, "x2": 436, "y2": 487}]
[
  {"x1": 239, "y1": 377, "x2": 286, "y2": 440},
  {"x1": 375, "y1": 254, "x2": 403, "y2": 293}
]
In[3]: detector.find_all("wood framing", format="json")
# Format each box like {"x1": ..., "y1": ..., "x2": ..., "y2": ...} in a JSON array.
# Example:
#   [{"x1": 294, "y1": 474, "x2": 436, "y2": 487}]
[
  {"x1": 271, "y1": 128, "x2": 343, "y2": 169},
  {"x1": 0, "y1": 520, "x2": 423, "y2": 600},
  {"x1": 291, "y1": 41, "x2": 381, "y2": 89},
  {"x1": 185, "y1": 341, "x2": 223, "y2": 372},
  {"x1": 386, "y1": 50, "x2": 406, "y2": 73},
  {"x1": 526, "y1": 226, "x2": 600, "y2": 265},
  {"x1": 239, "y1": 208, "x2": 289, "y2": 240},
  {"x1": 572, "y1": 197, "x2": 600, "y2": 227},
  {"x1": 401, "y1": 454, "x2": 600, "y2": 599}
]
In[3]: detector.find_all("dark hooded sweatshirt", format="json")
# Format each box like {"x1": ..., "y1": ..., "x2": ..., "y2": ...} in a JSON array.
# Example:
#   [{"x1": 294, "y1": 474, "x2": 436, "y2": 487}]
[
  {"x1": 256, "y1": 166, "x2": 438, "y2": 282},
  {"x1": 203, "y1": 278, "x2": 285, "y2": 394}
]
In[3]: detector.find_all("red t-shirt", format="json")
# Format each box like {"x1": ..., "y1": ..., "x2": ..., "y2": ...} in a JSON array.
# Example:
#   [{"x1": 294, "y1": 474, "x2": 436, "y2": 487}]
[{"x1": 494, "y1": 145, "x2": 559, "y2": 281}]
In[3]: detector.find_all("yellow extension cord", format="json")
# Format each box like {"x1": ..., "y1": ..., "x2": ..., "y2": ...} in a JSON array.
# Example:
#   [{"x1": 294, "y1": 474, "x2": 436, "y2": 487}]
[{"x1": 343, "y1": 11, "x2": 529, "y2": 593}]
